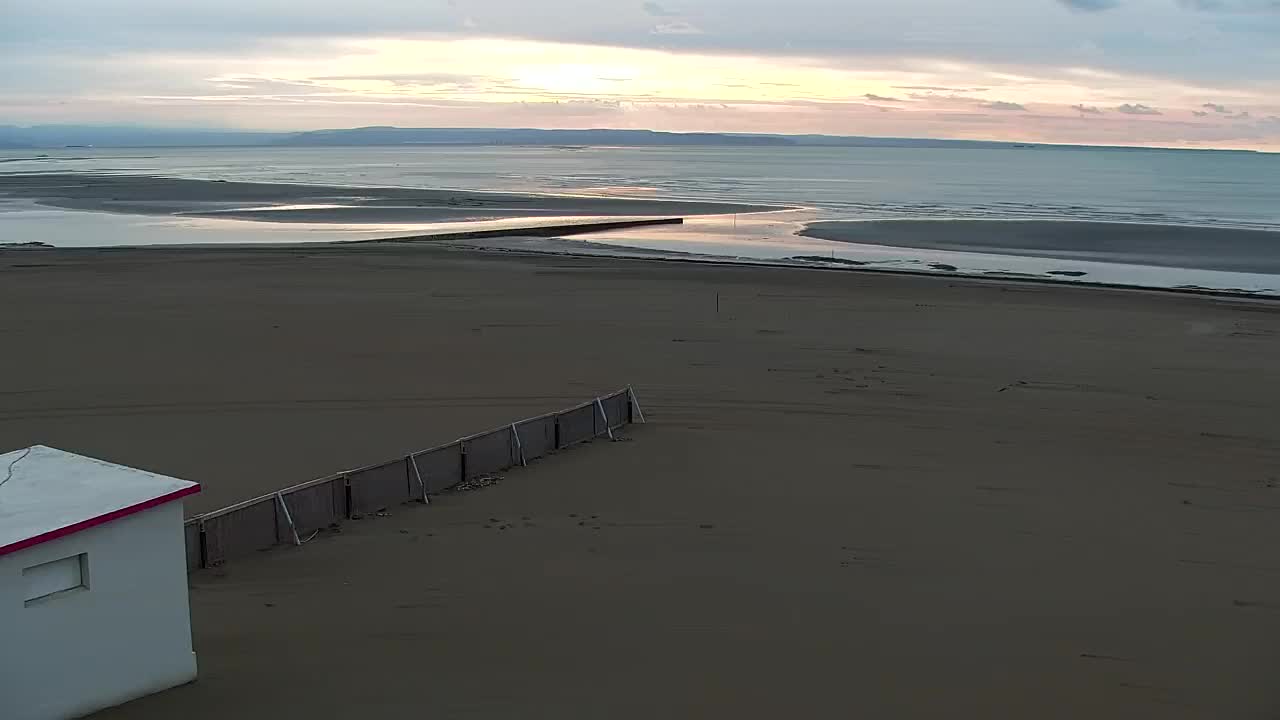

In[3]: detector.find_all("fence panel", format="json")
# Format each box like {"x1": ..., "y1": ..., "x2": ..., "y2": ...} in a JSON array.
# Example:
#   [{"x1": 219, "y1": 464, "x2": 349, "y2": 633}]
[
  {"x1": 465, "y1": 426, "x2": 515, "y2": 477},
  {"x1": 515, "y1": 415, "x2": 556, "y2": 461},
  {"x1": 609, "y1": 390, "x2": 631, "y2": 429},
  {"x1": 201, "y1": 496, "x2": 279, "y2": 566},
  {"x1": 557, "y1": 403, "x2": 596, "y2": 448},
  {"x1": 280, "y1": 477, "x2": 344, "y2": 537},
  {"x1": 414, "y1": 442, "x2": 464, "y2": 493},
  {"x1": 187, "y1": 389, "x2": 638, "y2": 571},
  {"x1": 594, "y1": 391, "x2": 629, "y2": 435},
  {"x1": 348, "y1": 460, "x2": 412, "y2": 515},
  {"x1": 184, "y1": 520, "x2": 202, "y2": 571},
  {"x1": 331, "y1": 474, "x2": 350, "y2": 520}
]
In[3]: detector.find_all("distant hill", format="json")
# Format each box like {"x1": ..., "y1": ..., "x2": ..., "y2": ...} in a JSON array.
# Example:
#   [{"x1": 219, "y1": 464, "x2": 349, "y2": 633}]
[
  {"x1": 274, "y1": 127, "x2": 795, "y2": 147},
  {"x1": 781, "y1": 134, "x2": 1027, "y2": 150},
  {"x1": 0, "y1": 125, "x2": 285, "y2": 148},
  {"x1": 270, "y1": 127, "x2": 1127, "y2": 151},
  {"x1": 0, "y1": 123, "x2": 1261, "y2": 153}
]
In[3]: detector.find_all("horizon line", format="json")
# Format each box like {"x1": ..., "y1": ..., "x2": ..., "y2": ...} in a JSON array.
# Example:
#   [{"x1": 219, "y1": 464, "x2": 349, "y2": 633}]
[{"x1": 0, "y1": 123, "x2": 1273, "y2": 155}]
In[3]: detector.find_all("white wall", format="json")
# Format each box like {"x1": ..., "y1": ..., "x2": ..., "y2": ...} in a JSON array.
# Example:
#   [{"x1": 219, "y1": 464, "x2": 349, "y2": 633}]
[{"x1": 0, "y1": 501, "x2": 197, "y2": 720}]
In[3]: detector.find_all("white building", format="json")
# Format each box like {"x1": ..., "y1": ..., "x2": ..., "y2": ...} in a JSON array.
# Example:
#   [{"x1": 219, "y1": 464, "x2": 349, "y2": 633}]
[{"x1": 0, "y1": 445, "x2": 201, "y2": 720}]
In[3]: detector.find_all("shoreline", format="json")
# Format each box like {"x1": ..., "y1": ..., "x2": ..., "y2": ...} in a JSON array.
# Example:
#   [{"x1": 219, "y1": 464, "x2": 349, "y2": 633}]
[
  {"x1": 466, "y1": 241, "x2": 1280, "y2": 303},
  {"x1": 800, "y1": 219, "x2": 1280, "y2": 275},
  {"x1": 6, "y1": 238, "x2": 1279, "y2": 305},
  {"x1": 2, "y1": 171, "x2": 1278, "y2": 298},
  {"x1": 3, "y1": 215, "x2": 1277, "y2": 301},
  {"x1": 0, "y1": 172, "x2": 786, "y2": 223}
]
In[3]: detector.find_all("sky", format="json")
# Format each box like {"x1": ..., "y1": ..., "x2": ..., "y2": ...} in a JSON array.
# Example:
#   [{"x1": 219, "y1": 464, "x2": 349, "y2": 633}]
[{"x1": 3, "y1": 0, "x2": 1280, "y2": 149}]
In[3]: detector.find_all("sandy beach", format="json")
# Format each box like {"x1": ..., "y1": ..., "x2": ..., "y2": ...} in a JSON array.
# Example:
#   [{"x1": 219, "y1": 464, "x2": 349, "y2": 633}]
[
  {"x1": 3, "y1": 245, "x2": 1280, "y2": 718},
  {"x1": 0, "y1": 173, "x2": 780, "y2": 224},
  {"x1": 801, "y1": 219, "x2": 1280, "y2": 275}
]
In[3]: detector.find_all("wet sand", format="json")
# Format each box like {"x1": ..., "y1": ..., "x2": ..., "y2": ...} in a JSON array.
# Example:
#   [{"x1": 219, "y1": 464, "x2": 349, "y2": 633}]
[
  {"x1": 0, "y1": 173, "x2": 779, "y2": 224},
  {"x1": 801, "y1": 219, "x2": 1280, "y2": 274},
  {"x1": 3, "y1": 245, "x2": 1280, "y2": 718}
]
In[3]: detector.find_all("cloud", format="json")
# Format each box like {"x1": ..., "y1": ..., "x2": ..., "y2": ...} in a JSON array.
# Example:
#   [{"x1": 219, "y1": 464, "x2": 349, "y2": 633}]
[
  {"x1": 1192, "y1": 110, "x2": 1210, "y2": 116},
  {"x1": 6, "y1": 0, "x2": 1280, "y2": 94},
  {"x1": 1179, "y1": 0, "x2": 1280, "y2": 12},
  {"x1": 652, "y1": 20, "x2": 703, "y2": 34},
  {"x1": 1116, "y1": 103, "x2": 1162, "y2": 115},
  {"x1": 4, "y1": 0, "x2": 1280, "y2": 149},
  {"x1": 643, "y1": 0, "x2": 701, "y2": 34},
  {"x1": 1057, "y1": 0, "x2": 1121, "y2": 11},
  {"x1": 1202, "y1": 102, "x2": 1231, "y2": 113},
  {"x1": 207, "y1": 77, "x2": 330, "y2": 95},
  {"x1": 1232, "y1": 111, "x2": 1252, "y2": 119},
  {"x1": 894, "y1": 85, "x2": 986, "y2": 93},
  {"x1": 642, "y1": 1, "x2": 680, "y2": 16},
  {"x1": 310, "y1": 73, "x2": 487, "y2": 87},
  {"x1": 983, "y1": 100, "x2": 1027, "y2": 111},
  {"x1": 937, "y1": 113, "x2": 995, "y2": 123}
]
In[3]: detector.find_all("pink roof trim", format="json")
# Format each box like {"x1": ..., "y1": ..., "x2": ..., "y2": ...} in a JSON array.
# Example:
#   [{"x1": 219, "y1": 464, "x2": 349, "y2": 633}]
[{"x1": 0, "y1": 483, "x2": 200, "y2": 558}]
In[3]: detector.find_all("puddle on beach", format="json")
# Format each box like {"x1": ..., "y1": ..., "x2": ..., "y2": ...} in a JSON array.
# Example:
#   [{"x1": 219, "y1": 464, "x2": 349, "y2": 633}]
[
  {"x1": 2, "y1": 200, "x2": 1276, "y2": 297},
  {"x1": 0, "y1": 200, "x2": 664, "y2": 247},
  {"x1": 538, "y1": 212, "x2": 1280, "y2": 297},
  {"x1": 0, "y1": 201, "x2": 378, "y2": 246}
]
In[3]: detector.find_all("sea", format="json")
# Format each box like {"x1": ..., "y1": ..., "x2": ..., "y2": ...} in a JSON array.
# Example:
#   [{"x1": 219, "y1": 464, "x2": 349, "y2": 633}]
[{"x1": 3, "y1": 145, "x2": 1279, "y2": 293}]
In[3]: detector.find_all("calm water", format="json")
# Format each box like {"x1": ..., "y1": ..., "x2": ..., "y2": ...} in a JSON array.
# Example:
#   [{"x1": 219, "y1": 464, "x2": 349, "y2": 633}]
[
  {"x1": 4, "y1": 145, "x2": 1279, "y2": 230},
  {"x1": 3, "y1": 145, "x2": 1280, "y2": 293}
]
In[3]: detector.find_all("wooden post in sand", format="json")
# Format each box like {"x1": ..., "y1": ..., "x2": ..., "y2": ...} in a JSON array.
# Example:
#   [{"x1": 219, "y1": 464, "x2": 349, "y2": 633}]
[
  {"x1": 511, "y1": 423, "x2": 526, "y2": 467},
  {"x1": 627, "y1": 386, "x2": 647, "y2": 424},
  {"x1": 595, "y1": 398, "x2": 615, "y2": 441},
  {"x1": 409, "y1": 454, "x2": 429, "y2": 503}
]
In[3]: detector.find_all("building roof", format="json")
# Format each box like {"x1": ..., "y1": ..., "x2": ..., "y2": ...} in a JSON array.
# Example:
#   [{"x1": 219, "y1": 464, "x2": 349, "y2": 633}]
[{"x1": 0, "y1": 445, "x2": 200, "y2": 558}]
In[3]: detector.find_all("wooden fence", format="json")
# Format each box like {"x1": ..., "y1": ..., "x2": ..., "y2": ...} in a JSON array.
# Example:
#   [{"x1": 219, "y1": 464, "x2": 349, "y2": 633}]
[{"x1": 183, "y1": 388, "x2": 641, "y2": 570}]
